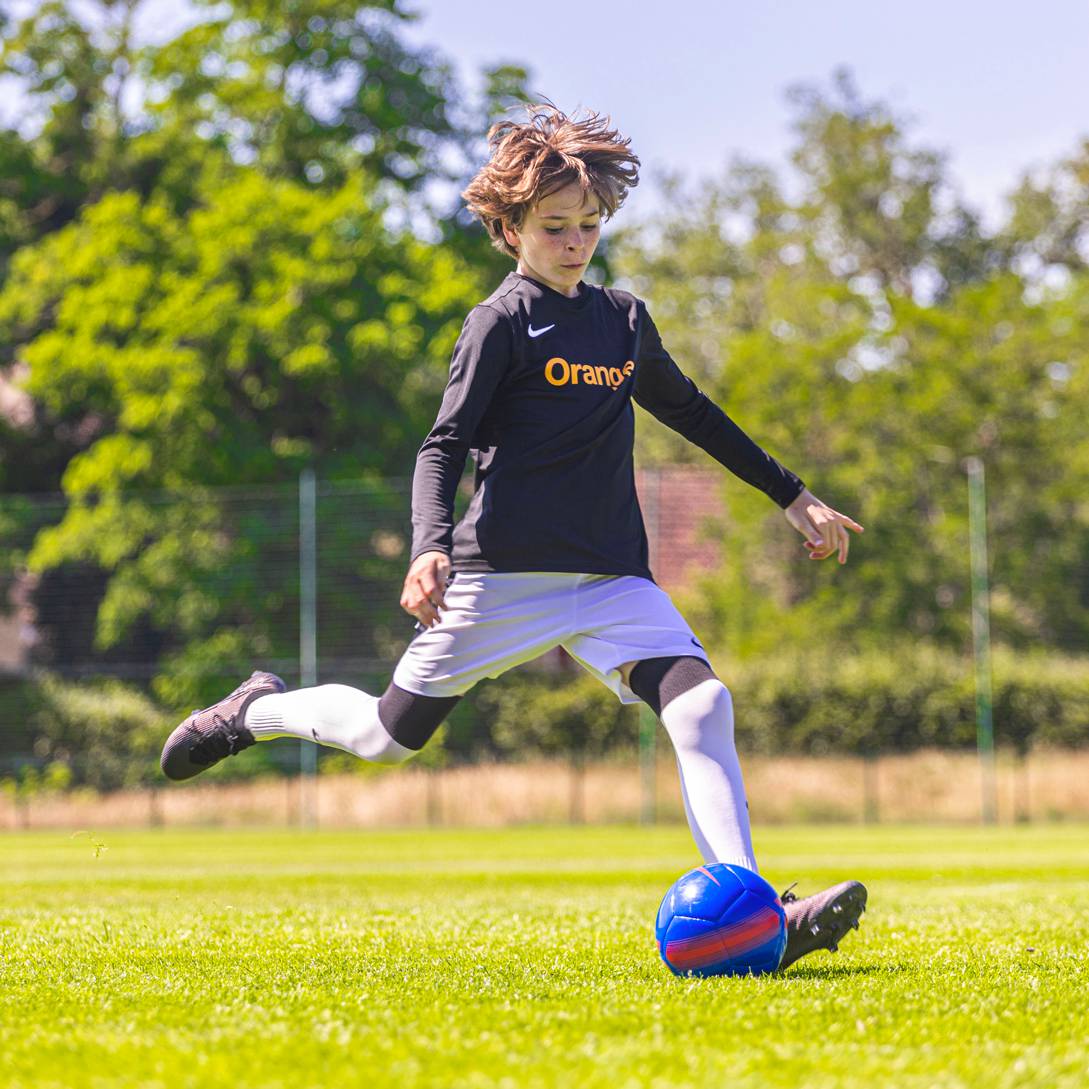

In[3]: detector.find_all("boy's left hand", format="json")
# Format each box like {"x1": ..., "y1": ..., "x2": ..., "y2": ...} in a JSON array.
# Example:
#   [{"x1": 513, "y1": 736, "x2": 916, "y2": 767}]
[{"x1": 784, "y1": 488, "x2": 864, "y2": 564}]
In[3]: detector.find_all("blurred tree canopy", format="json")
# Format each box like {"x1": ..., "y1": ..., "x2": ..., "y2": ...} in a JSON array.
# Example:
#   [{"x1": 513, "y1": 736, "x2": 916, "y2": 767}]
[
  {"x1": 613, "y1": 71, "x2": 1089, "y2": 658},
  {"x1": 0, "y1": 0, "x2": 524, "y2": 495},
  {"x1": 0, "y1": 0, "x2": 525, "y2": 704},
  {"x1": 1, "y1": 171, "x2": 484, "y2": 705},
  {"x1": 1, "y1": 15, "x2": 1088, "y2": 737}
]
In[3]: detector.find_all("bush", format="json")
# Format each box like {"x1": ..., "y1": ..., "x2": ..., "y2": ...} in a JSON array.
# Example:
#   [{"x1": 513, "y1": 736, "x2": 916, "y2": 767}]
[
  {"x1": 2, "y1": 643, "x2": 1086, "y2": 795},
  {"x1": 460, "y1": 644, "x2": 1089, "y2": 760},
  {"x1": 473, "y1": 669, "x2": 636, "y2": 760},
  {"x1": 26, "y1": 674, "x2": 172, "y2": 791},
  {"x1": 723, "y1": 644, "x2": 1089, "y2": 755}
]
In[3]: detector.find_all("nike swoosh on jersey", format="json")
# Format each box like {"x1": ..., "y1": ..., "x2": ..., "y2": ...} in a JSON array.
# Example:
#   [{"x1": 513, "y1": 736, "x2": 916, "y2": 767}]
[{"x1": 527, "y1": 323, "x2": 556, "y2": 338}]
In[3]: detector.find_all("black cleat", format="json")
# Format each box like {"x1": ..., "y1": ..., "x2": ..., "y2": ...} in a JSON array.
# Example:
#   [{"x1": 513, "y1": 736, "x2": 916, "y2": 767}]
[
  {"x1": 778, "y1": 880, "x2": 868, "y2": 970},
  {"x1": 160, "y1": 671, "x2": 285, "y2": 781}
]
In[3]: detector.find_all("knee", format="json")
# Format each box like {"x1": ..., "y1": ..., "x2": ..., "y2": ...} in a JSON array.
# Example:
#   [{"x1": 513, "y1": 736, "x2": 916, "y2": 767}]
[
  {"x1": 684, "y1": 679, "x2": 734, "y2": 726},
  {"x1": 662, "y1": 680, "x2": 734, "y2": 750},
  {"x1": 375, "y1": 683, "x2": 459, "y2": 758},
  {"x1": 629, "y1": 655, "x2": 721, "y2": 718}
]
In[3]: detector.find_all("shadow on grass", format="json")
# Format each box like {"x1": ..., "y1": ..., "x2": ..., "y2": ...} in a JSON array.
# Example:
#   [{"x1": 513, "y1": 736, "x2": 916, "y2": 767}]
[{"x1": 780, "y1": 962, "x2": 906, "y2": 981}]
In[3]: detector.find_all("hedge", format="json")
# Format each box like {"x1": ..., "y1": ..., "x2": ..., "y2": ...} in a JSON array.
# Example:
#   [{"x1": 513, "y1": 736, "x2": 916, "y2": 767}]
[
  {"x1": 2, "y1": 643, "x2": 1087, "y2": 793},
  {"x1": 723, "y1": 645, "x2": 1089, "y2": 754},
  {"x1": 473, "y1": 643, "x2": 1089, "y2": 758}
]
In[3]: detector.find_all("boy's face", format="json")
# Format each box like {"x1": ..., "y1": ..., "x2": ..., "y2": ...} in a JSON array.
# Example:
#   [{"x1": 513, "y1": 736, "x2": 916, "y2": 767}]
[{"x1": 502, "y1": 182, "x2": 601, "y2": 297}]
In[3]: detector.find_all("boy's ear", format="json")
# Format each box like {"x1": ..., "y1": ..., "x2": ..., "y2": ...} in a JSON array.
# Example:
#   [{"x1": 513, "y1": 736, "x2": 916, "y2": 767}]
[{"x1": 501, "y1": 220, "x2": 519, "y2": 251}]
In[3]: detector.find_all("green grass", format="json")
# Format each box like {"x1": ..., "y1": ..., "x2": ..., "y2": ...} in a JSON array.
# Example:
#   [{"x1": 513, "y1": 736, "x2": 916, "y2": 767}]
[{"x1": 2, "y1": 823, "x2": 1087, "y2": 1089}]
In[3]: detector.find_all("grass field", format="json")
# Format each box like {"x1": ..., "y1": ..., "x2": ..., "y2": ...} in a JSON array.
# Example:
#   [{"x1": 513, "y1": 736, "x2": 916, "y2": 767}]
[{"x1": 2, "y1": 824, "x2": 1087, "y2": 1089}]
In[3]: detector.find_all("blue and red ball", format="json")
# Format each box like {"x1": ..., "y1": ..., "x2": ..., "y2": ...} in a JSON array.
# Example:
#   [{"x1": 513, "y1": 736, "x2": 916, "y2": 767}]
[{"x1": 656, "y1": 863, "x2": 786, "y2": 977}]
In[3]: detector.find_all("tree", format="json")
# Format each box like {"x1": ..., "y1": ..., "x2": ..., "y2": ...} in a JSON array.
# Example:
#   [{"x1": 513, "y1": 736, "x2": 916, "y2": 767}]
[
  {"x1": 0, "y1": 0, "x2": 533, "y2": 704},
  {"x1": 0, "y1": 0, "x2": 527, "y2": 494},
  {"x1": 613, "y1": 74, "x2": 1089, "y2": 656},
  {"x1": 0, "y1": 168, "x2": 486, "y2": 706},
  {"x1": 142, "y1": 0, "x2": 462, "y2": 190}
]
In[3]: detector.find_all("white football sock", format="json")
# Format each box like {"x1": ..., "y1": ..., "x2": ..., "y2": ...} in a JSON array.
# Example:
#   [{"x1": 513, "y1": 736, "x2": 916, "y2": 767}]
[
  {"x1": 245, "y1": 685, "x2": 414, "y2": 765},
  {"x1": 659, "y1": 679, "x2": 757, "y2": 872}
]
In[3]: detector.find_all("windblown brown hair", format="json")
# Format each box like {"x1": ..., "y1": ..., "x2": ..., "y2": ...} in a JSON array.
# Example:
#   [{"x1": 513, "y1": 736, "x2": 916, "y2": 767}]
[{"x1": 462, "y1": 103, "x2": 640, "y2": 258}]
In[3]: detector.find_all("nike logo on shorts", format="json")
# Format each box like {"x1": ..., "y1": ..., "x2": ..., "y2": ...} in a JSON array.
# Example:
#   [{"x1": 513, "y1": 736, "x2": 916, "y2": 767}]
[{"x1": 528, "y1": 323, "x2": 555, "y2": 338}]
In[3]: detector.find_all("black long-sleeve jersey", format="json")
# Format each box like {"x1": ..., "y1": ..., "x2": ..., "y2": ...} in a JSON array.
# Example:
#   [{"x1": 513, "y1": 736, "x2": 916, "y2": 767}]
[{"x1": 410, "y1": 272, "x2": 804, "y2": 580}]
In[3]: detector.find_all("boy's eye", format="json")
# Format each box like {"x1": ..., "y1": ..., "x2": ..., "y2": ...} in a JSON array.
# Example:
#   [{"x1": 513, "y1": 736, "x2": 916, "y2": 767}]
[{"x1": 543, "y1": 224, "x2": 598, "y2": 234}]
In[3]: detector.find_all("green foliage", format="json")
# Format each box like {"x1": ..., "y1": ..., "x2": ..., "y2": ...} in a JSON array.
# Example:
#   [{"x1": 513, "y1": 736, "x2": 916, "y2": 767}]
[
  {"x1": 142, "y1": 0, "x2": 463, "y2": 189},
  {"x1": 461, "y1": 645, "x2": 1089, "y2": 762},
  {"x1": 0, "y1": 169, "x2": 484, "y2": 704},
  {"x1": 0, "y1": 757, "x2": 72, "y2": 802},
  {"x1": 474, "y1": 669, "x2": 636, "y2": 759},
  {"x1": 723, "y1": 644, "x2": 1089, "y2": 756},
  {"x1": 615, "y1": 74, "x2": 1089, "y2": 656},
  {"x1": 5, "y1": 173, "x2": 481, "y2": 490},
  {"x1": 25, "y1": 673, "x2": 169, "y2": 791},
  {"x1": 0, "y1": 0, "x2": 521, "y2": 499}
]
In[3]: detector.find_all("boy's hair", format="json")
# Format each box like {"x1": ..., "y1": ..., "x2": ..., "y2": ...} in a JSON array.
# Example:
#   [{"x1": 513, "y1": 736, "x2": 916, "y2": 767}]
[{"x1": 462, "y1": 103, "x2": 640, "y2": 258}]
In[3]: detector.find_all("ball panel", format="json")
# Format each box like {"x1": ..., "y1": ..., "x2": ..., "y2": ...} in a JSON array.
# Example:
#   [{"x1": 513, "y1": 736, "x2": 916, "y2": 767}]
[
  {"x1": 656, "y1": 863, "x2": 787, "y2": 977},
  {"x1": 655, "y1": 889, "x2": 676, "y2": 938},
  {"x1": 732, "y1": 865, "x2": 785, "y2": 906},
  {"x1": 663, "y1": 902, "x2": 783, "y2": 973},
  {"x1": 669, "y1": 864, "x2": 744, "y2": 921},
  {"x1": 663, "y1": 913, "x2": 720, "y2": 944}
]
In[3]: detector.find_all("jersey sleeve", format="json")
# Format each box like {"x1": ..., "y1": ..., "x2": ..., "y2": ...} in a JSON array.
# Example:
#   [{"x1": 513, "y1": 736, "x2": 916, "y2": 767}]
[
  {"x1": 410, "y1": 305, "x2": 513, "y2": 562},
  {"x1": 632, "y1": 306, "x2": 805, "y2": 508}
]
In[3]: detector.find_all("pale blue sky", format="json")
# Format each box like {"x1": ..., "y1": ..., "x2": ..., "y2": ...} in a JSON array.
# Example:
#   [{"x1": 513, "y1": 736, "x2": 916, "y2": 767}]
[
  {"x1": 3, "y1": 0, "x2": 1086, "y2": 231},
  {"x1": 403, "y1": 0, "x2": 1089, "y2": 229}
]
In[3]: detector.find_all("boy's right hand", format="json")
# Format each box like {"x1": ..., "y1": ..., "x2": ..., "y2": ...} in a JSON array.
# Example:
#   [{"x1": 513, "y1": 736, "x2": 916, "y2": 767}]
[{"x1": 400, "y1": 550, "x2": 452, "y2": 628}]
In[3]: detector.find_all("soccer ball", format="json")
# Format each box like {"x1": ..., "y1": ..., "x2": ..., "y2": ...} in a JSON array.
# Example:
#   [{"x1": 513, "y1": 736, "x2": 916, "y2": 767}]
[{"x1": 655, "y1": 863, "x2": 787, "y2": 977}]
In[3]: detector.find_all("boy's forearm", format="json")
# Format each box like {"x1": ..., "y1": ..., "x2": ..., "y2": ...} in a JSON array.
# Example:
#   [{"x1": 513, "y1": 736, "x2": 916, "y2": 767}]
[
  {"x1": 409, "y1": 442, "x2": 464, "y2": 562},
  {"x1": 673, "y1": 394, "x2": 804, "y2": 506}
]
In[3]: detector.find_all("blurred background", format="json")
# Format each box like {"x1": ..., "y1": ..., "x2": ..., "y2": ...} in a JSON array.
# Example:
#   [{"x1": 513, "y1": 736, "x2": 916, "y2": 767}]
[{"x1": 2, "y1": 0, "x2": 1088, "y2": 831}]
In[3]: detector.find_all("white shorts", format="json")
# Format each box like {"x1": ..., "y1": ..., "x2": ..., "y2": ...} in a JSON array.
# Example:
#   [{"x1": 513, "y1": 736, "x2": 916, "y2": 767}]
[{"x1": 392, "y1": 572, "x2": 709, "y2": 704}]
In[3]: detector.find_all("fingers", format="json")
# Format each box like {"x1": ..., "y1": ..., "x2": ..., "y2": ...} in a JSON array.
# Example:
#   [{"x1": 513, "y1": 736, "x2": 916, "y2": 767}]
[
  {"x1": 400, "y1": 580, "x2": 441, "y2": 627},
  {"x1": 400, "y1": 553, "x2": 452, "y2": 627},
  {"x1": 804, "y1": 507, "x2": 864, "y2": 565}
]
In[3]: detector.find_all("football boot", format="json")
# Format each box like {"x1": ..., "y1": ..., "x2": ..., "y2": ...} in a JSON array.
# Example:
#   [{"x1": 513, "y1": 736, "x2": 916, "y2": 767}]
[
  {"x1": 160, "y1": 670, "x2": 285, "y2": 781},
  {"x1": 778, "y1": 879, "x2": 868, "y2": 970}
]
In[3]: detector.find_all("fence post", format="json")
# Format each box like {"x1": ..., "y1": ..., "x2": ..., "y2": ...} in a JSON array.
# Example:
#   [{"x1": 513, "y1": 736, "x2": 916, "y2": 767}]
[
  {"x1": 426, "y1": 767, "x2": 441, "y2": 825},
  {"x1": 965, "y1": 457, "x2": 997, "y2": 825},
  {"x1": 862, "y1": 753, "x2": 879, "y2": 824},
  {"x1": 299, "y1": 468, "x2": 319, "y2": 828}
]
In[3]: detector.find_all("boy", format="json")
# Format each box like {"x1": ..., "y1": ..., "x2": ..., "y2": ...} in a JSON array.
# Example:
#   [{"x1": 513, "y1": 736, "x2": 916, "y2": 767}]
[{"x1": 161, "y1": 105, "x2": 867, "y2": 970}]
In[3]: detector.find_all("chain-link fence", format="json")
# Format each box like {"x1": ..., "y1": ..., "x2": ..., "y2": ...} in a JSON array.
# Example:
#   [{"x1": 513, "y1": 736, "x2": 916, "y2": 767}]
[
  {"x1": 3, "y1": 468, "x2": 1088, "y2": 829},
  {"x1": 0, "y1": 469, "x2": 732, "y2": 819}
]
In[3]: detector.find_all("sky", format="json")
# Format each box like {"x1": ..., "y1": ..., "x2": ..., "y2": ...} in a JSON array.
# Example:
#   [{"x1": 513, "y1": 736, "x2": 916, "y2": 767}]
[
  {"x1": 401, "y1": 0, "x2": 1089, "y2": 230},
  {"x1": 2, "y1": 0, "x2": 1086, "y2": 231}
]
